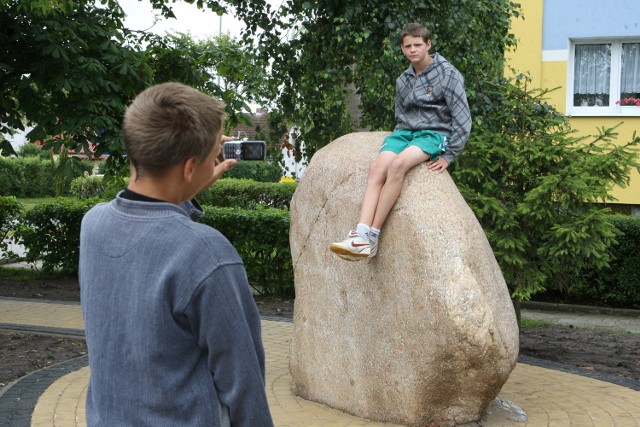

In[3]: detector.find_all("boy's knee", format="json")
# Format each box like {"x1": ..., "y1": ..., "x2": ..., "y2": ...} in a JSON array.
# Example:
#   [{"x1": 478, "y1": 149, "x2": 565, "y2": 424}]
[
  {"x1": 368, "y1": 160, "x2": 388, "y2": 179},
  {"x1": 388, "y1": 157, "x2": 410, "y2": 177}
]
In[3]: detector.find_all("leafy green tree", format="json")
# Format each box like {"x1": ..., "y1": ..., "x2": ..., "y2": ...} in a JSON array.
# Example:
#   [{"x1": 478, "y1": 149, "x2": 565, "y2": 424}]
[
  {"x1": 1, "y1": 0, "x2": 151, "y2": 176},
  {"x1": 451, "y1": 76, "x2": 640, "y2": 319},
  {"x1": 1, "y1": 0, "x2": 267, "y2": 178},
  {"x1": 145, "y1": 32, "x2": 268, "y2": 134},
  {"x1": 122, "y1": 0, "x2": 640, "y2": 311},
  {"x1": 17, "y1": 143, "x2": 48, "y2": 159},
  {"x1": 225, "y1": 0, "x2": 520, "y2": 158},
  {"x1": 0, "y1": 137, "x2": 17, "y2": 157}
]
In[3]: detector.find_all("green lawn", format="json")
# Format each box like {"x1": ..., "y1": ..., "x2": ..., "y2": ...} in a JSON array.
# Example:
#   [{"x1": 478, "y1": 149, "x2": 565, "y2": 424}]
[
  {"x1": 519, "y1": 317, "x2": 553, "y2": 329},
  {"x1": 17, "y1": 197, "x2": 75, "y2": 210}
]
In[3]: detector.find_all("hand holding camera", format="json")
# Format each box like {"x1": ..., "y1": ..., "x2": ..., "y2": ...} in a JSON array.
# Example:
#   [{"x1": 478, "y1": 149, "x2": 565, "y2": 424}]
[{"x1": 223, "y1": 136, "x2": 266, "y2": 161}]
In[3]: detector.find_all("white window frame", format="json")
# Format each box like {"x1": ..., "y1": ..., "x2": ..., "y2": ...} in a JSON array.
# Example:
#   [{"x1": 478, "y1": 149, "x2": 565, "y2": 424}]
[{"x1": 567, "y1": 38, "x2": 640, "y2": 117}]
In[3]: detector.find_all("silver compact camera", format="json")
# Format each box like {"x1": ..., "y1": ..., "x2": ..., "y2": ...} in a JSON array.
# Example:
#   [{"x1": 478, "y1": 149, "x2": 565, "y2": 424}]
[{"x1": 223, "y1": 140, "x2": 266, "y2": 161}]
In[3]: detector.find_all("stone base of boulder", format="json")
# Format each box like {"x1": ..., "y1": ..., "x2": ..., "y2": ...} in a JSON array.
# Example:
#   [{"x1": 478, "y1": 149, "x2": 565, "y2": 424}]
[{"x1": 289, "y1": 132, "x2": 520, "y2": 426}]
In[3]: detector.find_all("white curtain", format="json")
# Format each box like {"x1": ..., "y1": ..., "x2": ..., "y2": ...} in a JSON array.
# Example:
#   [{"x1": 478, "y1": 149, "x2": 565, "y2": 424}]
[
  {"x1": 573, "y1": 44, "x2": 611, "y2": 106},
  {"x1": 621, "y1": 43, "x2": 640, "y2": 97}
]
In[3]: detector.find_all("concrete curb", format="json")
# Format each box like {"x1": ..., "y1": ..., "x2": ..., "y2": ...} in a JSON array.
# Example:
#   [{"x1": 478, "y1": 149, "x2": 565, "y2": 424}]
[
  {"x1": 0, "y1": 355, "x2": 88, "y2": 427},
  {"x1": 522, "y1": 300, "x2": 640, "y2": 317}
]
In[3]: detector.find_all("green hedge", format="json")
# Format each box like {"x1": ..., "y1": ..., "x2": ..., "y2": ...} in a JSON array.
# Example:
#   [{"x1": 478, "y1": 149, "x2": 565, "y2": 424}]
[
  {"x1": 71, "y1": 176, "x2": 298, "y2": 211},
  {"x1": 6, "y1": 197, "x2": 294, "y2": 297},
  {"x1": 18, "y1": 143, "x2": 50, "y2": 160},
  {"x1": 548, "y1": 214, "x2": 640, "y2": 309},
  {"x1": 201, "y1": 206, "x2": 293, "y2": 297},
  {"x1": 223, "y1": 161, "x2": 283, "y2": 182},
  {"x1": 3, "y1": 192, "x2": 637, "y2": 305},
  {"x1": 12, "y1": 198, "x2": 100, "y2": 273},
  {"x1": 0, "y1": 157, "x2": 55, "y2": 197},
  {"x1": 0, "y1": 157, "x2": 93, "y2": 197},
  {"x1": 0, "y1": 196, "x2": 23, "y2": 259},
  {"x1": 71, "y1": 175, "x2": 128, "y2": 200},
  {"x1": 197, "y1": 178, "x2": 297, "y2": 209}
]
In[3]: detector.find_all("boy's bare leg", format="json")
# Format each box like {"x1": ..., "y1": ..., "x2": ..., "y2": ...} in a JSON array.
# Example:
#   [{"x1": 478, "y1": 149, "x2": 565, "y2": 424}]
[
  {"x1": 358, "y1": 151, "x2": 398, "y2": 226},
  {"x1": 371, "y1": 146, "x2": 430, "y2": 229}
]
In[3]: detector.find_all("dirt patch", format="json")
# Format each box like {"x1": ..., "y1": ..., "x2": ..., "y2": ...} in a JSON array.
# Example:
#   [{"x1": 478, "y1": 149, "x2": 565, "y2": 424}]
[
  {"x1": 0, "y1": 276, "x2": 81, "y2": 302},
  {"x1": 519, "y1": 324, "x2": 640, "y2": 380},
  {"x1": 0, "y1": 331, "x2": 87, "y2": 389},
  {"x1": 1, "y1": 276, "x2": 638, "y2": 388}
]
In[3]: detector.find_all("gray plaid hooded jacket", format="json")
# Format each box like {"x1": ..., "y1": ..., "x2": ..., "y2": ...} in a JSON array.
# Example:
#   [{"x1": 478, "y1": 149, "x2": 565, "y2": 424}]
[{"x1": 394, "y1": 53, "x2": 472, "y2": 164}]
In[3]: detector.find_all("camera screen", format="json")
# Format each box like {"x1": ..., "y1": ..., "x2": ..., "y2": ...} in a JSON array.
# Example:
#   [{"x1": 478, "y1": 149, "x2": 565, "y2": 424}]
[
  {"x1": 242, "y1": 141, "x2": 265, "y2": 161},
  {"x1": 223, "y1": 141, "x2": 266, "y2": 161}
]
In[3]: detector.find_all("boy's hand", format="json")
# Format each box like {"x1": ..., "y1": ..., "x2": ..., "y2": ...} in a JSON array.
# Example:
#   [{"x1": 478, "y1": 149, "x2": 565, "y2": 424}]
[
  {"x1": 213, "y1": 135, "x2": 237, "y2": 178},
  {"x1": 201, "y1": 135, "x2": 237, "y2": 191},
  {"x1": 426, "y1": 157, "x2": 449, "y2": 173}
]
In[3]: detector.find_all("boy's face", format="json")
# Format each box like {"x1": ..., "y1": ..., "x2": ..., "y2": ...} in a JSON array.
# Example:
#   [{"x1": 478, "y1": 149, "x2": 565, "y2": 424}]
[{"x1": 401, "y1": 35, "x2": 431, "y2": 67}]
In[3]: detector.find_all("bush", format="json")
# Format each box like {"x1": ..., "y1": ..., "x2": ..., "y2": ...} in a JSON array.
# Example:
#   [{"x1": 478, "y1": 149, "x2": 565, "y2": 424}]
[
  {"x1": 201, "y1": 206, "x2": 293, "y2": 297},
  {"x1": 11, "y1": 197, "x2": 295, "y2": 297},
  {"x1": 8, "y1": 191, "x2": 639, "y2": 304},
  {"x1": 542, "y1": 214, "x2": 640, "y2": 309},
  {"x1": 18, "y1": 143, "x2": 50, "y2": 160},
  {"x1": 13, "y1": 198, "x2": 101, "y2": 273},
  {"x1": 197, "y1": 178, "x2": 297, "y2": 209},
  {"x1": 223, "y1": 161, "x2": 283, "y2": 182},
  {"x1": 0, "y1": 157, "x2": 54, "y2": 197},
  {"x1": 71, "y1": 175, "x2": 128, "y2": 200},
  {"x1": 0, "y1": 156, "x2": 94, "y2": 197},
  {"x1": 0, "y1": 196, "x2": 24, "y2": 259}
]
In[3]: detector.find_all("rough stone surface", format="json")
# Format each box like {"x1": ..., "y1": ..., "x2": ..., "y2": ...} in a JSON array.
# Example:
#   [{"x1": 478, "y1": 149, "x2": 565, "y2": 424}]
[{"x1": 289, "y1": 132, "x2": 520, "y2": 426}]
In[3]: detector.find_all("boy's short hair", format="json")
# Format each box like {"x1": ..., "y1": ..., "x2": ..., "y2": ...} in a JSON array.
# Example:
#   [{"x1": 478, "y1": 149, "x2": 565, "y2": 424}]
[
  {"x1": 122, "y1": 82, "x2": 226, "y2": 174},
  {"x1": 400, "y1": 22, "x2": 431, "y2": 44}
]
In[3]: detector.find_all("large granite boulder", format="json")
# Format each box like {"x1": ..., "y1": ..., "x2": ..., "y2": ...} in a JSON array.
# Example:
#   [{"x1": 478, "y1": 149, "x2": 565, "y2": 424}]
[{"x1": 289, "y1": 132, "x2": 519, "y2": 426}]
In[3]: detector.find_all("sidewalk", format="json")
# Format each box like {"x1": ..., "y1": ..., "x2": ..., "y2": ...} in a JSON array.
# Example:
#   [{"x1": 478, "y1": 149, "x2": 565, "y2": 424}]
[
  {"x1": 0, "y1": 297, "x2": 639, "y2": 426},
  {"x1": 522, "y1": 301, "x2": 640, "y2": 334}
]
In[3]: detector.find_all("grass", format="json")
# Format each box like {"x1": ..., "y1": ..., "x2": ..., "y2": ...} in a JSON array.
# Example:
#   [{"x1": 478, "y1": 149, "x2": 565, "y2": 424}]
[
  {"x1": 0, "y1": 265, "x2": 70, "y2": 281},
  {"x1": 519, "y1": 317, "x2": 553, "y2": 329},
  {"x1": 520, "y1": 315, "x2": 638, "y2": 335},
  {"x1": 17, "y1": 197, "x2": 74, "y2": 211}
]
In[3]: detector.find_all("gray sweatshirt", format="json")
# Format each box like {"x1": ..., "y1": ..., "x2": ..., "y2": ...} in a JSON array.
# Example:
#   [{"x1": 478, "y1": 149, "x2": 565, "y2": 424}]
[
  {"x1": 394, "y1": 53, "x2": 472, "y2": 164},
  {"x1": 79, "y1": 195, "x2": 273, "y2": 426}
]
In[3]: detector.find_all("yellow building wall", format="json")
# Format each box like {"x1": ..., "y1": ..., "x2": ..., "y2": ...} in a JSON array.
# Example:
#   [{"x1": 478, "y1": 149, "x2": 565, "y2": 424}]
[
  {"x1": 506, "y1": 1, "x2": 640, "y2": 207},
  {"x1": 568, "y1": 117, "x2": 640, "y2": 205},
  {"x1": 505, "y1": 0, "x2": 543, "y2": 88}
]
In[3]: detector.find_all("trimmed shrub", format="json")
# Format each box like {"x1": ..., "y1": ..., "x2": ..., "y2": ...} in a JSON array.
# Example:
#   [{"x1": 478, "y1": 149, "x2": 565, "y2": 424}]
[
  {"x1": 12, "y1": 198, "x2": 295, "y2": 297},
  {"x1": 71, "y1": 175, "x2": 128, "y2": 200},
  {"x1": 0, "y1": 157, "x2": 54, "y2": 197},
  {"x1": 568, "y1": 215, "x2": 640, "y2": 308},
  {"x1": 8, "y1": 193, "x2": 638, "y2": 305},
  {"x1": 197, "y1": 178, "x2": 297, "y2": 210},
  {"x1": 18, "y1": 143, "x2": 50, "y2": 160},
  {"x1": 0, "y1": 196, "x2": 24, "y2": 259},
  {"x1": 71, "y1": 176, "x2": 296, "y2": 209},
  {"x1": 542, "y1": 214, "x2": 640, "y2": 309},
  {"x1": 0, "y1": 157, "x2": 94, "y2": 197},
  {"x1": 223, "y1": 161, "x2": 283, "y2": 182},
  {"x1": 201, "y1": 206, "x2": 293, "y2": 297},
  {"x1": 13, "y1": 198, "x2": 101, "y2": 273}
]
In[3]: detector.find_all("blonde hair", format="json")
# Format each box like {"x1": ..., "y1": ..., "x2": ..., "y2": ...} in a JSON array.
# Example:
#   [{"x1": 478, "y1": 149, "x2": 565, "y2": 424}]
[
  {"x1": 122, "y1": 82, "x2": 226, "y2": 175},
  {"x1": 400, "y1": 22, "x2": 431, "y2": 44}
]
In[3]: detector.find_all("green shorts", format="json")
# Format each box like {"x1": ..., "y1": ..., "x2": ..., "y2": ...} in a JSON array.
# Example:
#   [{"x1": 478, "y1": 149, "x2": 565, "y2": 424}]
[{"x1": 380, "y1": 129, "x2": 448, "y2": 160}]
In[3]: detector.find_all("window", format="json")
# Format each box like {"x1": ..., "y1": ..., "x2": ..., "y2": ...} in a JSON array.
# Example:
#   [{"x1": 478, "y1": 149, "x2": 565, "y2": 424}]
[{"x1": 568, "y1": 40, "x2": 640, "y2": 116}]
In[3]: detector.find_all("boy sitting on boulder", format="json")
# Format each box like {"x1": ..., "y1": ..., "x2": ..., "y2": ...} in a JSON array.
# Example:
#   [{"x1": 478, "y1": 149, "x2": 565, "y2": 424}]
[{"x1": 330, "y1": 22, "x2": 471, "y2": 260}]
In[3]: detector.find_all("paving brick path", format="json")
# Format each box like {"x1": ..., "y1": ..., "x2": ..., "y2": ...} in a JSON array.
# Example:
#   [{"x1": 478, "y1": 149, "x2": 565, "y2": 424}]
[{"x1": 1, "y1": 297, "x2": 639, "y2": 426}]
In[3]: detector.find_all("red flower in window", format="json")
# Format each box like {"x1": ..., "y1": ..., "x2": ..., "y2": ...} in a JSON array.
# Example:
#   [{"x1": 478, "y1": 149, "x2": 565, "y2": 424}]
[{"x1": 616, "y1": 97, "x2": 640, "y2": 106}]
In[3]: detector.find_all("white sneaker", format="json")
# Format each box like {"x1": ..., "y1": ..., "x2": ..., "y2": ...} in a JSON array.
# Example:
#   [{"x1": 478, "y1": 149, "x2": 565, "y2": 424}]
[
  {"x1": 330, "y1": 230, "x2": 371, "y2": 259},
  {"x1": 368, "y1": 240, "x2": 378, "y2": 258},
  {"x1": 336, "y1": 253, "x2": 365, "y2": 262}
]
